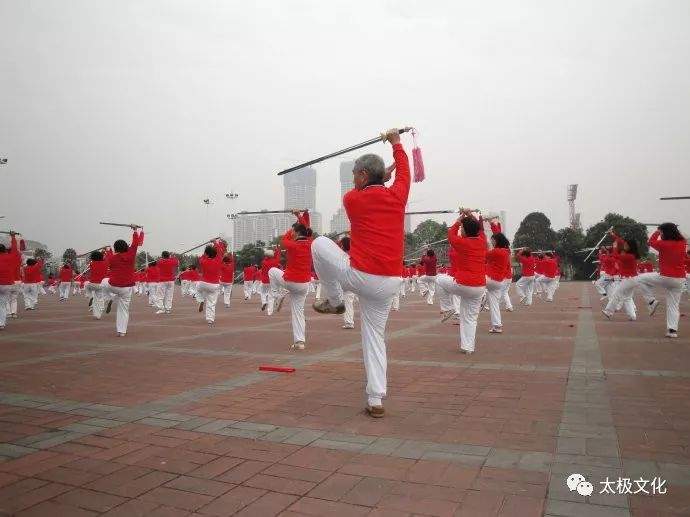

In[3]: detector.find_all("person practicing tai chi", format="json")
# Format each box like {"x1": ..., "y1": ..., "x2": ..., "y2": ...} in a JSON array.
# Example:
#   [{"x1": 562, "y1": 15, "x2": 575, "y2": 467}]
[
  {"x1": 311, "y1": 128, "x2": 409, "y2": 418},
  {"x1": 195, "y1": 239, "x2": 227, "y2": 325},
  {"x1": 485, "y1": 224, "x2": 511, "y2": 334},
  {"x1": 594, "y1": 247, "x2": 617, "y2": 300},
  {"x1": 85, "y1": 248, "x2": 110, "y2": 319},
  {"x1": 338, "y1": 236, "x2": 357, "y2": 329},
  {"x1": 259, "y1": 250, "x2": 280, "y2": 314},
  {"x1": 418, "y1": 249, "x2": 438, "y2": 305},
  {"x1": 102, "y1": 227, "x2": 144, "y2": 337},
  {"x1": 242, "y1": 264, "x2": 255, "y2": 300},
  {"x1": 269, "y1": 210, "x2": 313, "y2": 350},
  {"x1": 514, "y1": 248, "x2": 536, "y2": 305},
  {"x1": 58, "y1": 262, "x2": 73, "y2": 301},
  {"x1": 156, "y1": 251, "x2": 179, "y2": 314},
  {"x1": 636, "y1": 222, "x2": 687, "y2": 338},
  {"x1": 22, "y1": 256, "x2": 44, "y2": 311},
  {"x1": 541, "y1": 252, "x2": 560, "y2": 302},
  {"x1": 437, "y1": 210, "x2": 487, "y2": 354},
  {"x1": 602, "y1": 230, "x2": 640, "y2": 321},
  {"x1": 0, "y1": 233, "x2": 21, "y2": 329},
  {"x1": 146, "y1": 261, "x2": 161, "y2": 309},
  {"x1": 220, "y1": 253, "x2": 235, "y2": 308}
]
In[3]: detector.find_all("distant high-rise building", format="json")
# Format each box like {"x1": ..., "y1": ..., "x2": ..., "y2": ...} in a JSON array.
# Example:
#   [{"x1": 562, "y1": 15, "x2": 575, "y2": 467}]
[
  {"x1": 329, "y1": 161, "x2": 355, "y2": 234},
  {"x1": 282, "y1": 166, "x2": 322, "y2": 234},
  {"x1": 233, "y1": 211, "x2": 293, "y2": 250}
]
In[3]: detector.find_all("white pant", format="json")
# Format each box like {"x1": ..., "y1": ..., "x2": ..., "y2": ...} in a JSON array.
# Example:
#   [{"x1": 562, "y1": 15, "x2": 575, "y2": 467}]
[
  {"x1": 515, "y1": 275, "x2": 535, "y2": 305},
  {"x1": 438, "y1": 274, "x2": 460, "y2": 315},
  {"x1": 160, "y1": 280, "x2": 174, "y2": 311},
  {"x1": 0, "y1": 285, "x2": 14, "y2": 326},
  {"x1": 148, "y1": 282, "x2": 162, "y2": 309},
  {"x1": 637, "y1": 273, "x2": 684, "y2": 331},
  {"x1": 400, "y1": 280, "x2": 406, "y2": 297},
  {"x1": 103, "y1": 282, "x2": 133, "y2": 334},
  {"x1": 540, "y1": 276, "x2": 559, "y2": 302},
  {"x1": 410, "y1": 277, "x2": 417, "y2": 292},
  {"x1": 196, "y1": 281, "x2": 220, "y2": 322},
  {"x1": 485, "y1": 277, "x2": 504, "y2": 328},
  {"x1": 501, "y1": 280, "x2": 513, "y2": 310},
  {"x1": 7, "y1": 282, "x2": 19, "y2": 314},
  {"x1": 58, "y1": 282, "x2": 70, "y2": 300},
  {"x1": 269, "y1": 268, "x2": 308, "y2": 343},
  {"x1": 253, "y1": 280, "x2": 261, "y2": 295},
  {"x1": 343, "y1": 291, "x2": 357, "y2": 327},
  {"x1": 315, "y1": 281, "x2": 322, "y2": 300},
  {"x1": 86, "y1": 281, "x2": 107, "y2": 319},
  {"x1": 312, "y1": 236, "x2": 401, "y2": 406},
  {"x1": 419, "y1": 275, "x2": 436, "y2": 304},
  {"x1": 221, "y1": 282, "x2": 233, "y2": 306},
  {"x1": 180, "y1": 280, "x2": 190, "y2": 296},
  {"x1": 23, "y1": 283, "x2": 39, "y2": 310},
  {"x1": 534, "y1": 274, "x2": 544, "y2": 294},
  {"x1": 243, "y1": 281, "x2": 253, "y2": 299},
  {"x1": 260, "y1": 283, "x2": 274, "y2": 315},
  {"x1": 605, "y1": 276, "x2": 637, "y2": 320},
  {"x1": 437, "y1": 275, "x2": 486, "y2": 352},
  {"x1": 595, "y1": 273, "x2": 615, "y2": 297}
]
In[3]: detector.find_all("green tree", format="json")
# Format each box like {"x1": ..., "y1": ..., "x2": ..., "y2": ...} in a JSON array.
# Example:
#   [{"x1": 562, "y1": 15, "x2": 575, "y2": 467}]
[
  {"x1": 235, "y1": 241, "x2": 267, "y2": 269},
  {"x1": 62, "y1": 248, "x2": 77, "y2": 266},
  {"x1": 582, "y1": 213, "x2": 649, "y2": 278},
  {"x1": 513, "y1": 212, "x2": 558, "y2": 251},
  {"x1": 555, "y1": 227, "x2": 586, "y2": 280}
]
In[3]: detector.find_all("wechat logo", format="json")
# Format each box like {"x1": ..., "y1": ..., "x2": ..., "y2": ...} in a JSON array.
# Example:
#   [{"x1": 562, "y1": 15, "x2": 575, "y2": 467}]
[{"x1": 566, "y1": 473, "x2": 594, "y2": 497}]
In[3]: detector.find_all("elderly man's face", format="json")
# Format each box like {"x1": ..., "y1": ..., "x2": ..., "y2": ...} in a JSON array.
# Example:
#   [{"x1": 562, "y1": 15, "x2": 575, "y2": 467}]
[{"x1": 353, "y1": 168, "x2": 368, "y2": 190}]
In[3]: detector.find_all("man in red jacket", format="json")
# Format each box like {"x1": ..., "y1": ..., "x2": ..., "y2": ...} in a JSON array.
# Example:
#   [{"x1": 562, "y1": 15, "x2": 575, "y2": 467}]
[
  {"x1": 146, "y1": 261, "x2": 161, "y2": 309},
  {"x1": 259, "y1": 250, "x2": 281, "y2": 314},
  {"x1": 220, "y1": 253, "x2": 235, "y2": 308},
  {"x1": 103, "y1": 228, "x2": 144, "y2": 336},
  {"x1": 58, "y1": 263, "x2": 73, "y2": 301},
  {"x1": 242, "y1": 264, "x2": 255, "y2": 300},
  {"x1": 157, "y1": 251, "x2": 179, "y2": 314},
  {"x1": 311, "y1": 129, "x2": 410, "y2": 418},
  {"x1": 22, "y1": 257, "x2": 44, "y2": 310},
  {"x1": 270, "y1": 211, "x2": 313, "y2": 349},
  {"x1": 0, "y1": 233, "x2": 21, "y2": 329},
  {"x1": 419, "y1": 249, "x2": 438, "y2": 305}
]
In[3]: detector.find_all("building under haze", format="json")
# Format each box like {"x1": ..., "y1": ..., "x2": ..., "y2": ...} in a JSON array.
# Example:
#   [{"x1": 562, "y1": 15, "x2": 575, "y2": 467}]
[
  {"x1": 233, "y1": 166, "x2": 322, "y2": 249},
  {"x1": 329, "y1": 161, "x2": 354, "y2": 234}
]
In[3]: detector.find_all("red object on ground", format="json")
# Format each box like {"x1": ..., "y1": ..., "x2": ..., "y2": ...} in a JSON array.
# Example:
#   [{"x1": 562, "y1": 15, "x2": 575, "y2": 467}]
[{"x1": 259, "y1": 365, "x2": 295, "y2": 373}]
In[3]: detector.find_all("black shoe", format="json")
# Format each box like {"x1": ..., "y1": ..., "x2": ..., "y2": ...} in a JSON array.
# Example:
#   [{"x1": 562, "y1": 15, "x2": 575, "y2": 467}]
[
  {"x1": 198, "y1": 301, "x2": 205, "y2": 313},
  {"x1": 261, "y1": 303, "x2": 267, "y2": 311},
  {"x1": 88, "y1": 297, "x2": 93, "y2": 307},
  {"x1": 105, "y1": 300, "x2": 113, "y2": 314}
]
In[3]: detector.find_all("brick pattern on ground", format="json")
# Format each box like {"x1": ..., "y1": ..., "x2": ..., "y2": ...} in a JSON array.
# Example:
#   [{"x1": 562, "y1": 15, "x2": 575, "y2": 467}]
[{"x1": 0, "y1": 283, "x2": 688, "y2": 515}]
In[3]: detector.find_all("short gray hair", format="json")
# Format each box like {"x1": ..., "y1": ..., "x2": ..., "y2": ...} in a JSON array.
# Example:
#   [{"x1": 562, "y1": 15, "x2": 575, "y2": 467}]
[{"x1": 353, "y1": 153, "x2": 385, "y2": 184}]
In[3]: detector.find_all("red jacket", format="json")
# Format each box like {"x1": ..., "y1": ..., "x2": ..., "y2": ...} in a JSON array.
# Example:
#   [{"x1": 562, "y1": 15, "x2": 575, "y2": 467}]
[
  {"x1": 23, "y1": 260, "x2": 44, "y2": 284},
  {"x1": 90, "y1": 260, "x2": 109, "y2": 284},
  {"x1": 146, "y1": 265, "x2": 160, "y2": 282},
  {"x1": 448, "y1": 221, "x2": 487, "y2": 287},
  {"x1": 243, "y1": 266, "x2": 255, "y2": 281},
  {"x1": 518, "y1": 255, "x2": 536, "y2": 277},
  {"x1": 187, "y1": 270, "x2": 201, "y2": 282},
  {"x1": 260, "y1": 256, "x2": 281, "y2": 284},
  {"x1": 343, "y1": 143, "x2": 410, "y2": 276},
  {"x1": 542, "y1": 257, "x2": 558, "y2": 278},
  {"x1": 648, "y1": 231, "x2": 687, "y2": 278},
  {"x1": 59, "y1": 265, "x2": 73, "y2": 282},
  {"x1": 220, "y1": 257, "x2": 235, "y2": 283},
  {"x1": 486, "y1": 248, "x2": 509, "y2": 282},
  {"x1": 109, "y1": 231, "x2": 144, "y2": 287},
  {"x1": 157, "y1": 257, "x2": 179, "y2": 282},
  {"x1": 281, "y1": 230, "x2": 312, "y2": 283},
  {"x1": 199, "y1": 241, "x2": 227, "y2": 284},
  {"x1": 420, "y1": 255, "x2": 437, "y2": 276}
]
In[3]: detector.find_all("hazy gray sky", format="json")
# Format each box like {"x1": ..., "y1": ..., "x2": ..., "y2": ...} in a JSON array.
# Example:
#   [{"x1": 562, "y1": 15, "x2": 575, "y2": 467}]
[{"x1": 2, "y1": 0, "x2": 689, "y2": 256}]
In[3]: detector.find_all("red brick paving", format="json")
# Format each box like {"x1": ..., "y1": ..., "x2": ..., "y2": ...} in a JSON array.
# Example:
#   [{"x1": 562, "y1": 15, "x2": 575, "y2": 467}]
[{"x1": 0, "y1": 284, "x2": 687, "y2": 515}]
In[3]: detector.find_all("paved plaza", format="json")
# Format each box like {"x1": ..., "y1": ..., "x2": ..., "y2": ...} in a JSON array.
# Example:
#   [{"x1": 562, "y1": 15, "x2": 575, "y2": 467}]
[{"x1": 0, "y1": 282, "x2": 688, "y2": 516}]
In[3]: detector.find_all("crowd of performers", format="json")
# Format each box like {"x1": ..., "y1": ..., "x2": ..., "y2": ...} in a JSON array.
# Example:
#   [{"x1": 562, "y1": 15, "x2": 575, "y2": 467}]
[{"x1": 1, "y1": 129, "x2": 689, "y2": 417}]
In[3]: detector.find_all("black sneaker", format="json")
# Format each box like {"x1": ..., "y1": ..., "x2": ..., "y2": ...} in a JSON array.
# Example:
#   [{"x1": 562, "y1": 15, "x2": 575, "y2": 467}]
[
  {"x1": 313, "y1": 299, "x2": 345, "y2": 315},
  {"x1": 198, "y1": 301, "x2": 205, "y2": 313},
  {"x1": 88, "y1": 297, "x2": 93, "y2": 307},
  {"x1": 105, "y1": 300, "x2": 113, "y2": 314}
]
